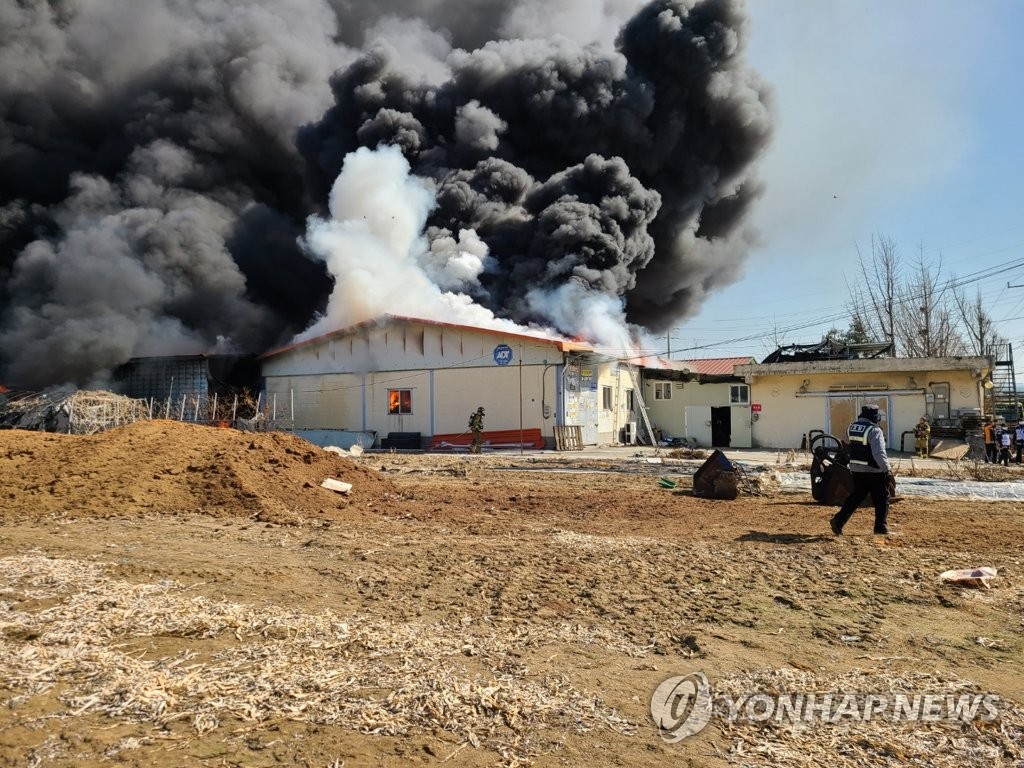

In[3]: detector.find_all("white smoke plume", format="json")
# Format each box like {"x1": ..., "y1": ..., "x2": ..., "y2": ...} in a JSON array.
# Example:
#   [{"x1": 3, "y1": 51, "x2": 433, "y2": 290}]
[{"x1": 299, "y1": 146, "x2": 538, "y2": 341}]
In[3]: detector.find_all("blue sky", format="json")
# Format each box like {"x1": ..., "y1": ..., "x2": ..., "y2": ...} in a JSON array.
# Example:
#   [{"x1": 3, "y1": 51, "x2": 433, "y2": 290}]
[{"x1": 667, "y1": 0, "x2": 1024, "y2": 361}]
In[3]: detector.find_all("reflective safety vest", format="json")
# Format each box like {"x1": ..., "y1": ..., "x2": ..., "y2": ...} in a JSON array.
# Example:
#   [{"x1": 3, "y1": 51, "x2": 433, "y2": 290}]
[{"x1": 848, "y1": 421, "x2": 880, "y2": 468}]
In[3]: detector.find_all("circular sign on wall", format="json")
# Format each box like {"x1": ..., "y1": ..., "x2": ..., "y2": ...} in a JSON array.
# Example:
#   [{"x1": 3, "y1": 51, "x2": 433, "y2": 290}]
[{"x1": 493, "y1": 344, "x2": 513, "y2": 366}]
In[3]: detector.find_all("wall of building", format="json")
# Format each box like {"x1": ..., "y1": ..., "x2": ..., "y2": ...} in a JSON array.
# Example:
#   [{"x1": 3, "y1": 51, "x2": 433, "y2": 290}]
[
  {"x1": 117, "y1": 358, "x2": 211, "y2": 403},
  {"x1": 595, "y1": 363, "x2": 639, "y2": 443},
  {"x1": 265, "y1": 372, "x2": 363, "y2": 431},
  {"x1": 644, "y1": 379, "x2": 686, "y2": 439},
  {"x1": 433, "y1": 365, "x2": 548, "y2": 434},
  {"x1": 262, "y1": 320, "x2": 623, "y2": 444},
  {"x1": 641, "y1": 378, "x2": 753, "y2": 448},
  {"x1": 265, "y1": 366, "x2": 551, "y2": 439},
  {"x1": 738, "y1": 361, "x2": 986, "y2": 450}
]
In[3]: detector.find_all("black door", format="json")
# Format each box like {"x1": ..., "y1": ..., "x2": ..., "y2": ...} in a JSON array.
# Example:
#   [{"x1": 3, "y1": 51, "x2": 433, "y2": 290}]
[{"x1": 711, "y1": 407, "x2": 732, "y2": 447}]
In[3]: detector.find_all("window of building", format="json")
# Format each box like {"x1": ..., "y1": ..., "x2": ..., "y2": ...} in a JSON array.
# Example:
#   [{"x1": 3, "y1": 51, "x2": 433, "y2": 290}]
[
  {"x1": 602, "y1": 385, "x2": 613, "y2": 411},
  {"x1": 730, "y1": 384, "x2": 749, "y2": 405},
  {"x1": 653, "y1": 382, "x2": 672, "y2": 400},
  {"x1": 626, "y1": 389, "x2": 635, "y2": 412},
  {"x1": 388, "y1": 388, "x2": 413, "y2": 415}
]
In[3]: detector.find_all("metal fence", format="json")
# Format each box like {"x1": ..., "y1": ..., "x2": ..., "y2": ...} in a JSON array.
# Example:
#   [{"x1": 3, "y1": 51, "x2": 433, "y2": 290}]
[{"x1": 143, "y1": 390, "x2": 295, "y2": 432}]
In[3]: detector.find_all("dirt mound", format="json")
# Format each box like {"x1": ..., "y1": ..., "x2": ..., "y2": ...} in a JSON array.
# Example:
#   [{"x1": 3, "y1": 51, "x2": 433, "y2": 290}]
[{"x1": 0, "y1": 420, "x2": 397, "y2": 525}]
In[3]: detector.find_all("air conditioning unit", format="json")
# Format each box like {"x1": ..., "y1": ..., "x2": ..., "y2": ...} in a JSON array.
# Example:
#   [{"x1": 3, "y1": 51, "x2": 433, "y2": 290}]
[{"x1": 623, "y1": 421, "x2": 637, "y2": 444}]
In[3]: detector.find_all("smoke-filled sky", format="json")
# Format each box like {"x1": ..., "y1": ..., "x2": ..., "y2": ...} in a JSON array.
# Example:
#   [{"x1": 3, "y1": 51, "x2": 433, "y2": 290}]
[{"x1": 0, "y1": 0, "x2": 774, "y2": 387}]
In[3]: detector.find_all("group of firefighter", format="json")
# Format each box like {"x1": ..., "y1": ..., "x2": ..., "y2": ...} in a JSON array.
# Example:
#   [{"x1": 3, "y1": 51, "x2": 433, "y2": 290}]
[
  {"x1": 982, "y1": 415, "x2": 1024, "y2": 466},
  {"x1": 915, "y1": 414, "x2": 1024, "y2": 464}
]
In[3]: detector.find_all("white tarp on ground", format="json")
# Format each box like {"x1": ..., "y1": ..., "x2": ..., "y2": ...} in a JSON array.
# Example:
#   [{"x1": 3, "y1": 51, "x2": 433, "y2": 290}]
[{"x1": 778, "y1": 472, "x2": 1024, "y2": 501}]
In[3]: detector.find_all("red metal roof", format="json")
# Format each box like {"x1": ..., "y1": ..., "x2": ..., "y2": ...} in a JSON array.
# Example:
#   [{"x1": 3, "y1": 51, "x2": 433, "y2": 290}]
[
  {"x1": 260, "y1": 315, "x2": 593, "y2": 359},
  {"x1": 677, "y1": 357, "x2": 755, "y2": 376}
]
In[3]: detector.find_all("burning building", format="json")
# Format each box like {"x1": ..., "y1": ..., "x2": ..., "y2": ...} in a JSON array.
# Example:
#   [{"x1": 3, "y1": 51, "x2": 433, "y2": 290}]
[{"x1": 259, "y1": 315, "x2": 639, "y2": 448}]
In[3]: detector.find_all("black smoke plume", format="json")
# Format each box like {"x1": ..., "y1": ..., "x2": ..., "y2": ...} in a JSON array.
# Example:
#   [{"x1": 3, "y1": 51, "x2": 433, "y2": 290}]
[{"x1": 0, "y1": 0, "x2": 772, "y2": 388}]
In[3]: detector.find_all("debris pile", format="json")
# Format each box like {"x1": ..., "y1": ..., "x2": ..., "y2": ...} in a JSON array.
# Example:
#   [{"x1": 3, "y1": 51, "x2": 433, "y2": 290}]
[
  {"x1": 0, "y1": 390, "x2": 150, "y2": 434},
  {"x1": 0, "y1": 419, "x2": 396, "y2": 525},
  {"x1": 692, "y1": 450, "x2": 739, "y2": 500}
]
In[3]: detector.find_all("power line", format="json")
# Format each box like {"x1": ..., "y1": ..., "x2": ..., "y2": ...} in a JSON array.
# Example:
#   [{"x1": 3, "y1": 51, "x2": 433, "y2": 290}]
[{"x1": 668, "y1": 250, "x2": 1024, "y2": 356}]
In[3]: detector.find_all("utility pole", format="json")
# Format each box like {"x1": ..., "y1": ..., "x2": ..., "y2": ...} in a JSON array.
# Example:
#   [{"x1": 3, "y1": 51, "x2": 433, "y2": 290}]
[
  {"x1": 1002, "y1": 282, "x2": 1023, "y2": 416},
  {"x1": 919, "y1": 305, "x2": 931, "y2": 357},
  {"x1": 666, "y1": 328, "x2": 684, "y2": 360}
]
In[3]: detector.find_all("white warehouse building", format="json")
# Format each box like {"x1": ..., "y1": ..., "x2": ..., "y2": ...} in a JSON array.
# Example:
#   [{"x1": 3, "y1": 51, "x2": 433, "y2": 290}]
[{"x1": 259, "y1": 315, "x2": 641, "y2": 449}]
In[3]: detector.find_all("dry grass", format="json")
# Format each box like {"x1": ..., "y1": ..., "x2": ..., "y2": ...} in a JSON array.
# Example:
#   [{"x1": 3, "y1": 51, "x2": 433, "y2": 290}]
[
  {"x1": 666, "y1": 447, "x2": 710, "y2": 460},
  {"x1": 713, "y1": 668, "x2": 1024, "y2": 767},
  {"x1": 1, "y1": 553, "x2": 639, "y2": 766},
  {"x1": 940, "y1": 457, "x2": 1018, "y2": 482},
  {"x1": 4, "y1": 552, "x2": 1021, "y2": 766}
]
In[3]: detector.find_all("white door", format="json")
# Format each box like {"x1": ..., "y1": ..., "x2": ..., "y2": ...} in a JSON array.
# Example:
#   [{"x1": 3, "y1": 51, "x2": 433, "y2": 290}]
[
  {"x1": 731, "y1": 405, "x2": 753, "y2": 448},
  {"x1": 685, "y1": 405, "x2": 713, "y2": 447}
]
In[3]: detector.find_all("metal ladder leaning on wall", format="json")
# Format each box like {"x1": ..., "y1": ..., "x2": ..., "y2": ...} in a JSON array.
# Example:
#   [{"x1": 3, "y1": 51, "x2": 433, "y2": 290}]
[{"x1": 624, "y1": 361, "x2": 660, "y2": 455}]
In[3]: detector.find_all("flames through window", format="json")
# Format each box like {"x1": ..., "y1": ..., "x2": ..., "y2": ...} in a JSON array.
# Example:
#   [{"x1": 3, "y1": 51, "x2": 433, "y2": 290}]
[{"x1": 388, "y1": 389, "x2": 412, "y2": 415}]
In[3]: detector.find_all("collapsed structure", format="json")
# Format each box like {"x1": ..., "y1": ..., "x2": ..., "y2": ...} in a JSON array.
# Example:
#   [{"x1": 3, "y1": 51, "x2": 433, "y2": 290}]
[{"x1": 0, "y1": 390, "x2": 149, "y2": 434}]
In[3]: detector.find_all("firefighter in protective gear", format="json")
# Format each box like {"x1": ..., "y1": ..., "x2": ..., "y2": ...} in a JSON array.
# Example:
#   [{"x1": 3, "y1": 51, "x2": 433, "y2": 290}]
[
  {"x1": 998, "y1": 422, "x2": 1012, "y2": 466},
  {"x1": 914, "y1": 417, "x2": 931, "y2": 458},
  {"x1": 830, "y1": 404, "x2": 892, "y2": 536},
  {"x1": 983, "y1": 417, "x2": 997, "y2": 463}
]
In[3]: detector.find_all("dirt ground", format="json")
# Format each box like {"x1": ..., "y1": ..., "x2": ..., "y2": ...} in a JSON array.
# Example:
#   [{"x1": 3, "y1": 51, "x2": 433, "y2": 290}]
[{"x1": 1, "y1": 421, "x2": 1022, "y2": 767}]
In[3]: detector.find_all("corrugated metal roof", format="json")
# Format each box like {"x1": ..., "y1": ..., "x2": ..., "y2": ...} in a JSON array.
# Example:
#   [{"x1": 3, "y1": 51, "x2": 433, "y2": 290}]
[
  {"x1": 677, "y1": 357, "x2": 755, "y2": 376},
  {"x1": 260, "y1": 315, "x2": 593, "y2": 359}
]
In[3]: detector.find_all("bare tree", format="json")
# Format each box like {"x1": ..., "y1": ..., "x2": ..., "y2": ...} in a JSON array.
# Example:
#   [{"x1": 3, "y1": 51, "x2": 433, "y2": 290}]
[
  {"x1": 953, "y1": 287, "x2": 1004, "y2": 357},
  {"x1": 895, "y1": 248, "x2": 963, "y2": 357},
  {"x1": 847, "y1": 234, "x2": 900, "y2": 350},
  {"x1": 847, "y1": 235, "x2": 968, "y2": 357}
]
